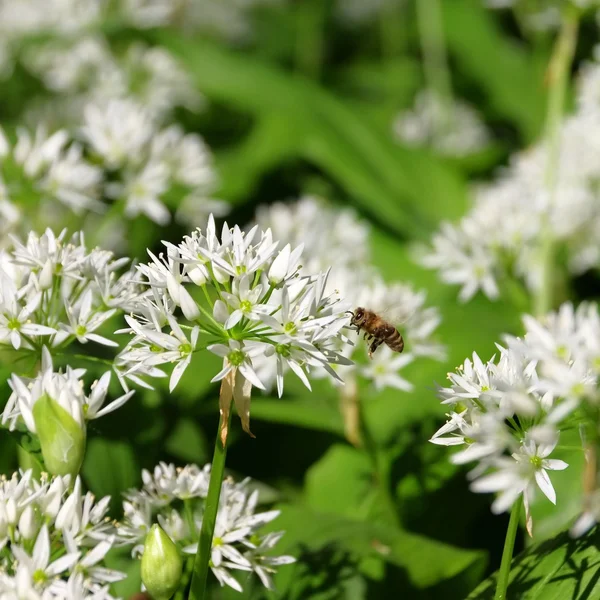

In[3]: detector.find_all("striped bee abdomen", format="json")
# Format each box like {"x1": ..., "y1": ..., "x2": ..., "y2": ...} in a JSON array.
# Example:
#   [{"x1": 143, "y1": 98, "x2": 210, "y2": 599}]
[{"x1": 383, "y1": 326, "x2": 404, "y2": 353}]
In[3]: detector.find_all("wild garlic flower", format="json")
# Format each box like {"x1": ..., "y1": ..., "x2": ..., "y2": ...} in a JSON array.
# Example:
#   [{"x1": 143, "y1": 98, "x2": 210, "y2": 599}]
[
  {"x1": 117, "y1": 214, "x2": 351, "y2": 432},
  {"x1": 394, "y1": 90, "x2": 490, "y2": 157},
  {"x1": 0, "y1": 470, "x2": 125, "y2": 599},
  {"x1": 0, "y1": 228, "x2": 141, "y2": 353},
  {"x1": 422, "y1": 59, "x2": 600, "y2": 302},
  {"x1": 22, "y1": 38, "x2": 202, "y2": 124},
  {"x1": 119, "y1": 462, "x2": 296, "y2": 593},
  {"x1": 0, "y1": 102, "x2": 222, "y2": 227},
  {"x1": 254, "y1": 196, "x2": 444, "y2": 394},
  {"x1": 120, "y1": 0, "x2": 285, "y2": 42},
  {"x1": 430, "y1": 302, "x2": 600, "y2": 534},
  {"x1": 335, "y1": 0, "x2": 405, "y2": 26}
]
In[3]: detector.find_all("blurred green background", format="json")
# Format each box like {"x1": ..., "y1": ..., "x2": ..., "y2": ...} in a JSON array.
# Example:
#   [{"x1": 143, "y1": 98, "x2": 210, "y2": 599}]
[{"x1": 2, "y1": 0, "x2": 600, "y2": 598}]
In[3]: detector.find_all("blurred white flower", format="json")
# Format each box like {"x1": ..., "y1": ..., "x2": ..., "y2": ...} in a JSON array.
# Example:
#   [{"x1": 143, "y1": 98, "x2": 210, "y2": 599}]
[{"x1": 394, "y1": 90, "x2": 490, "y2": 157}]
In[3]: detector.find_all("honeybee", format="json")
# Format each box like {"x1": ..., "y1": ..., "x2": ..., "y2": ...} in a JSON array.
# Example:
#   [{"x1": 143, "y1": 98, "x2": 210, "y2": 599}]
[{"x1": 348, "y1": 307, "x2": 404, "y2": 358}]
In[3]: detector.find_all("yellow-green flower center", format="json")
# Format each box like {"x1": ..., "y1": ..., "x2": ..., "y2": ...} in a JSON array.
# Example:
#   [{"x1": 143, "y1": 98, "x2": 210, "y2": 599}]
[{"x1": 228, "y1": 349, "x2": 245, "y2": 366}]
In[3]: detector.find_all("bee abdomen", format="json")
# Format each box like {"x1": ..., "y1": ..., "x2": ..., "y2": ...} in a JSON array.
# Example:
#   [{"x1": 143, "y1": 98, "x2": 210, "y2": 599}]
[{"x1": 385, "y1": 329, "x2": 404, "y2": 353}]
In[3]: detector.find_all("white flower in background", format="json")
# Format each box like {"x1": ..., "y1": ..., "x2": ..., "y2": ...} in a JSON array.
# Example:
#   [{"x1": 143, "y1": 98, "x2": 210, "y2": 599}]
[
  {"x1": 394, "y1": 90, "x2": 490, "y2": 157},
  {"x1": 254, "y1": 196, "x2": 445, "y2": 394},
  {"x1": 0, "y1": 197, "x2": 21, "y2": 248},
  {"x1": 119, "y1": 462, "x2": 295, "y2": 593},
  {"x1": 0, "y1": 470, "x2": 126, "y2": 598},
  {"x1": 120, "y1": 0, "x2": 285, "y2": 42},
  {"x1": 335, "y1": 0, "x2": 405, "y2": 26},
  {"x1": 423, "y1": 58, "x2": 600, "y2": 301},
  {"x1": 117, "y1": 215, "x2": 352, "y2": 431},
  {"x1": 430, "y1": 302, "x2": 600, "y2": 534}
]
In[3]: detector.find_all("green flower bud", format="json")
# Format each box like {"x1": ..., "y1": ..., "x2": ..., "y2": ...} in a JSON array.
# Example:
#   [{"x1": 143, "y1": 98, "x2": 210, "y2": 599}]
[
  {"x1": 141, "y1": 524, "x2": 183, "y2": 600},
  {"x1": 32, "y1": 394, "x2": 86, "y2": 477}
]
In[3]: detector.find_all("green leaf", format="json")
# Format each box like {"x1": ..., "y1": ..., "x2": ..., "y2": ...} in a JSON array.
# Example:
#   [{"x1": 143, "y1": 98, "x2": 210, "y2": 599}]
[
  {"x1": 165, "y1": 418, "x2": 209, "y2": 463},
  {"x1": 151, "y1": 31, "x2": 467, "y2": 240},
  {"x1": 250, "y1": 394, "x2": 344, "y2": 435},
  {"x1": 305, "y1": 444, "x2": 373, "y2": 518},
  {"x1": 271, "y1": 504, "x2": 486, "y2": 594},
  {"x1": 467, "y1": 526, "x2": 600, "y2": 599},
  {"x1": 82, "y1": 437, "x2": 139, "y2": 512}
]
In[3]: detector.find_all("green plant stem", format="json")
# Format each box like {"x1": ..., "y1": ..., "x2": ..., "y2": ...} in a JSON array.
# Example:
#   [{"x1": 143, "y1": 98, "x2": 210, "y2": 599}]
[
  {"x1": 295, "y1": 0, "x2": 326, "y2": 79},
  {"x1": 415, "y1": 0, "x2": 453, "y2": 144},
  {"x1": 534, "y1": 7, "x2": 579, "y2": 317},
  {"x1": 357, "y1": 399, "x2": 401, "y2": 530},
  {"x1": 188, "y1": 406, "x2": 233, "y2": 600},
  {"x1": 494, "y1": 501, "x2": 521, "y2": 600}
]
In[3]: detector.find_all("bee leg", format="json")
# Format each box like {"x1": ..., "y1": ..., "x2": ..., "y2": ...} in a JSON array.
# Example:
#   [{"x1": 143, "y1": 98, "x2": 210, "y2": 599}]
[{"x1": 368, "y1": 338, "x2": 383, "y2": 358}]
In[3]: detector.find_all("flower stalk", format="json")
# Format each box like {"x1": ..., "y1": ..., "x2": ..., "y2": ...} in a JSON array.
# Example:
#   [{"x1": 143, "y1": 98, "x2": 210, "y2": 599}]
[
  {"x1": 188, "y1": 379, "x2": 234, "y2": 600},
  {"x1": 535, "y1": 6, "x2": 579, "y2": 317},
  {"x1": 416, "y1": 0, "x2": 453, "y2": 145},
  {"x1": 494, "y1": 501, "x2": 521, "y2": 600}
]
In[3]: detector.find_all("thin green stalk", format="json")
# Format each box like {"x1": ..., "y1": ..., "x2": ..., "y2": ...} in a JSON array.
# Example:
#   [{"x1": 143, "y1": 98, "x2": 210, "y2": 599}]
[
  {"x1": 188, "y1": 405, "x2": 233, "y2": 600},
  {"x1": 294, "y1": 0, "x2": 326, "y2": 79},
  {"x1": 415, "y1": 0, "x2": 453, "y2": 145},
  {"x1": 357, "y1": 398, "x2": 401, "y2": 530},
  {"x1": 534, "y1": 7, "x2": 579, "y2": 317},
  {"x1": 494, "y1": 501, "x2": 521, "y2": 600}
]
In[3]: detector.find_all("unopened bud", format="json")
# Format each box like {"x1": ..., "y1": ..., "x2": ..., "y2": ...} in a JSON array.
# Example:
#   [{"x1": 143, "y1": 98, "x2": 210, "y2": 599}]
[
  {"x1": 141, "y1": 524, "x2": 183, "y2": 600},
  {"x1": 32, "y1": 394, "x2": 86, "y2": 477}
]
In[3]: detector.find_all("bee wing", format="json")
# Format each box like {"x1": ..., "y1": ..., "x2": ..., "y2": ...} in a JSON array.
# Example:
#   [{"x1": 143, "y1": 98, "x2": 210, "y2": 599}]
[{"x1": 375, "y1": 304, "x2": 414, "y2": 328}]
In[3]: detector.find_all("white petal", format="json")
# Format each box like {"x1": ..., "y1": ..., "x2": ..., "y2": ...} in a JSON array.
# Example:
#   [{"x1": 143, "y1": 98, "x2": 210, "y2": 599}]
[{"x1": 535, "y1": 469, "x2": 556, "y2": 504}]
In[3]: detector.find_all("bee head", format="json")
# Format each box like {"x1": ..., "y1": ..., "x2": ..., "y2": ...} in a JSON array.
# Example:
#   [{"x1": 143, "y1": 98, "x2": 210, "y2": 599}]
[{"x1": 355, "y1": 307, "x2": 365, "y2": 319}]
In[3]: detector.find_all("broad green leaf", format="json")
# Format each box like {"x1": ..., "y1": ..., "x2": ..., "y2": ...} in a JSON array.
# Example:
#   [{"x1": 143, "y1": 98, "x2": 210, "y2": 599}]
[
  {"x1": 467, "y1": 526, "x2": 600, "y2": 599},
  {"x1": 165, "y1": 418, "x2": 209, "y2": 463},
  {"x1": 271, "y1": 504, "x2": 487, "y2": 594},
  {"x1": 152, "y1": 31, "x2": 467, "y2": 239},
  {"x1": 250, "y1": 394, "x2": 344, "y2": 435},
  {"x1": 305, "y1": 444, "x2": 374, "y2": 518},
  {"x1": 82, "y1": 437, "x2": 139, "y2": 513}
]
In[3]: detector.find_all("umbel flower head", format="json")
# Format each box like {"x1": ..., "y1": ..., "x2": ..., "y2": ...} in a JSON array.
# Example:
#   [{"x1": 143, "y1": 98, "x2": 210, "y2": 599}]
[
  {"x1": 117, "y1": 214, "x2": 353, "y2": 437},
  {"x1": 430, "y1": 302, "x2": 600, "y2": 535},
  {"x1": 254, "y1": 196, "x2": 445, "y2": 395},
  {"x1": 421, "y1": 57, "x2": 600, "y2": 302},
  {"x1": 0, "y1": 470, "x2": 126, "y2": 599},
  {"x1": 119, "y1": 462, "x2": 296, "y2": 593}
]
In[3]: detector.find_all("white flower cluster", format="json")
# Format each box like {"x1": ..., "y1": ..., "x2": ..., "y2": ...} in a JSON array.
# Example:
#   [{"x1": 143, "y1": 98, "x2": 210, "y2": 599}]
[
  {"x1": 22, "y1": 38, "x2": 202, "y2": 125},
  {"x1": 0, "y1": 228, "x2": 140, "y2": 352},
  {"x1": 335, "y1": 0, "x2": 405, "y2": 26},
  {"x1": 117, "y1": 214, "x2": 351, "y2": 430},
  {"x1": 120, "y1": 462, "x2": 295, "y2": 593},
  {"x1": 254, "y1": 196, "x2": 445, "y2": 393},
  {"x1": 431, "y1": 302, "x2": 600, "y2": 535},
  {"x1": 423, "y1": 57, "x2": 600, "y2": 302},
  {"x1": 120, "y1": 0, "x2": 284, "y2": 41},
  {"x1": 394, "y1": 90, "x2": 490, "y2": 158},
  {"x1": 0, "y1": 470, "x2": 126, "y2": 600},
  {"x1": 0, "y1": 103, "x2": 221, "y2": 227}
]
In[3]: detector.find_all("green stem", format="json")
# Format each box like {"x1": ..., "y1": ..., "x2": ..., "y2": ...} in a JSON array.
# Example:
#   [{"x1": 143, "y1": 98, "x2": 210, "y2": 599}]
[
  {"x1": 294, "y1": 0, "x2": 326, "y2": 79},
  {"x1": 534, "y1": 7, "x2": 579, "y2": 317},
  {"x1": 187, "y1": 406, "x2": 233, "y2": 600},
  {"x1": 494, "y1": 501, "x2": 521, "y2": 600},
  {"x1": 357, "y1": 398, "x2": 401, "y2": 530},
  {"x1": 416, "y1": 0, "x2": 453, "y2": 144}
]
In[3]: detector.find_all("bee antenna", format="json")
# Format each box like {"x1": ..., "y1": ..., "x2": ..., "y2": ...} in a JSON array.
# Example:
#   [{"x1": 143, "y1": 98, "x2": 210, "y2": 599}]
[{"x1": 345, "y1": 310, "x2": 354, "y2": 317}]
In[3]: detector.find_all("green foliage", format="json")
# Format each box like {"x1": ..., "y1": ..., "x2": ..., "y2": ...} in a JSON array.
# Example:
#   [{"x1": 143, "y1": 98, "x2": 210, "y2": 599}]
[{"x1": 468, "y1": 527, "x2": 600, "y2": 599}]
